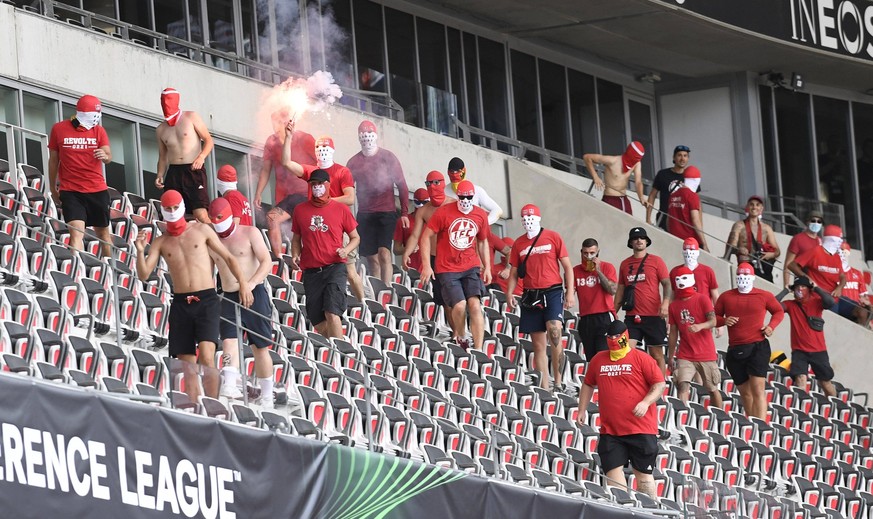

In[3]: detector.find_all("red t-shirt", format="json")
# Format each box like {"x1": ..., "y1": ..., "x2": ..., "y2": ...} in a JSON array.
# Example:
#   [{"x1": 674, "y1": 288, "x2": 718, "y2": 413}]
[
  {"x1": 509, "y1": 230, "x2": 568, "y2": 290},
  {"x1": 302, "y1": 163, "x2": 355, "y2": 201},
  {"x1": 784, "y1": 294, "x2": 827, "y2": 353},
  {"x1": 346, "y1": 148, "x2": 408, "y2": 214},
  {"x1": 618, "y1": 254, "x2": 669, "y2": 316},
  {"x1": 489, "y1": 235, "x2": 522, "y2": 295},
  {"x1": 263, "y1": 131, "x2": 316, "y2": 200},
  {"x1": 290, "y1": 200, "x2": 358, "y2": 270},
  {"x1": 574, "y1": 262, "x2": 616, "y2": 316},
  {"x1": 667, "y1": 188, "x2": 701, "y2": 241},
  {"x1": 788, "y1": 232, "x2": 821, "y2": 256},
  {"x1": 669, "y1": 264, "x2": 718, "y2": 304},
  {"x1": 394, "y1": 209, "x2": 423, "y2": 272},
  {"x1": 714, "y1": 289, "x2": 785, "y2": 347},
  {"x1": 669, "y1": 293, "x2": 717, "y2": 361},
  {"x1": 223, "y1": 189, "x2": 253, "y2": 226},
  {"x1": 584, "y1": 348, "x2": 664, "y2": 436},
  {"x1": 794, "y1": 246, "x2": 842, "y2": 292},
  {"x1": 48, "y1": 120, "x2": 109, "y2": 193},
  {"x1": 427, "y1": 202, "x2": 490, "y2": 274},
  {"x1": 842, "y1": 267, "x2": 868, "y2": 303}
]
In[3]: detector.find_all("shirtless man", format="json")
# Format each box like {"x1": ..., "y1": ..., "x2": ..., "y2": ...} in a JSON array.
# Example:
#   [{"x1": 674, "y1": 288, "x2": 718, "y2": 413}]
[
  {"x1": 583, "y1": 141, "x2": 647, "y2": 215},
  {"x1": 134, "y1": 190, "x2": 252, "y2": 399},
  {"x1": 155, "y1": 88, "x2": 214, "y2": 224},
  {"x1": 207, "y1": 197, "x2": 275, "y2": 408},
  {"x1": 724, "y1": 195, "x2": 781, "y2": 283}
]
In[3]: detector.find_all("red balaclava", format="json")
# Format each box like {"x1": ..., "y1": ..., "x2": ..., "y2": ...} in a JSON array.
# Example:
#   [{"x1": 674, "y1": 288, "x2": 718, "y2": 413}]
[
  {"x1": 161, "y1": 88, "x2": 181, "y2": 126},
  {"x1": 621, "y1": 141, "x2": 645, "y2": 172},
  {"x1": 426, "y1": 170, "x2": 446, "y2": 206},
  {"x1": 160, "y1": 190, "x2": 187, "y2": 236},
  {"x1": 673, "y1": 265, "x2": 697, "y2": 299},
  {"x1": 208, "y1": 197, "x2": 236, "y2": 239}
]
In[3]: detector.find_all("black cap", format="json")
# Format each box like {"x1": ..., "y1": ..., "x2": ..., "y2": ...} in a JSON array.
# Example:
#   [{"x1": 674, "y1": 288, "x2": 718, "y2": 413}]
[
  {"x1": 627, "y1": 227, "x2": 652, "y2": 248},
  {"x1": 673, "y1": 145, "x2": 691, "y2": 155},
  {"x1": 606, "y1": 320, "x2": 627, "y2": 336},
  {"x1": 448, "y1": 157, "x2": 465, "y2": 172},
  {"x1": 789, "y1": 276, "x2": 813, "y2": 290},
  {"x1": 308, "y1": 169, "x2": 330, "y2": 183}
]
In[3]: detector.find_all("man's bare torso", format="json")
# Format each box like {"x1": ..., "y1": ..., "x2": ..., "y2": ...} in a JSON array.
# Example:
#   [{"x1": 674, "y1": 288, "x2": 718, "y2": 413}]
[
  {"x1": 418, "y1": 202, "x2": 439, "y2": 251},
  {"x1": 156, "y1": 223, "x2": 216, "y2": 293},
  {"x1": 601, "y1": 155, "x2": 631, "y2": 197},
  {"x1": 733, "y1": 219, "x2": 772, "y2": 260},
  {"x1": 211, "y1": 227, "x2": 260, "y2": 292},
  {"x1": 157, "y1": 111, "x2": 202, "y2": 165}
]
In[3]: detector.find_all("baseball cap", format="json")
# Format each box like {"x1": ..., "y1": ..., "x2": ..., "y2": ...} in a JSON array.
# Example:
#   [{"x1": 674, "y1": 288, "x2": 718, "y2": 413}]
[
  {"x1": 737, "y1": 263, "x2": 755, "y2": 276},
  {"x1": 606, "y1": 320, "x2": 627, "y2": 336},
  {"x1": 673, "y1": 145, "x2": 690, "y2": 155},
  {"x1": 308, "y1": 169, "x2": 330, "y2": 183},
  {"x1": 217, "y1": 165, "x2": 237, "y2": 182},
  {"x1": 521, "y1": 204, "x2": 540, "y2": 217},
  {"x1": 747, "y1": 195, "x2": 765, "y2": 206},
  {"x1": 823, "y1": 225, "x2": 843, "y2": 238}
]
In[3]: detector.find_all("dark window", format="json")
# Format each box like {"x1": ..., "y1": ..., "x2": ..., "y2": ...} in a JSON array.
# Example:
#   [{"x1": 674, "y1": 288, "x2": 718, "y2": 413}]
[
  {"x1": 119, "y1": 0, "x2": 151, "y2": 29},
  {"x1": 206, "y1": 0, "x2": 236, "y2": 54},
  {"x1": 774, "y1": 90, "x2": 815, "y2": 202},
  {"x1": 759, "y1": 86, "x2": 781, "y2": 209},
  {"x1": 539, "y1": 59, "x2": 569, "y2": 165},
  {"x1": 814, "y1": 96, "x2": 858, "y2": 245},
  {"x1": 154, "y1": 0, "x2": 185, "y2": 40},
  {"x1": 477, "y1": 36, "x2": 508, "y2": 138},
  {"x1": 327, "y1": 0, "x2": 354, "y2": 88},
  {"x1": 510, "y1": 51, "x2": 540, "y2": 161},
  {"x1": 385, "y1": 8, "x2": 418, "y2": 126},
  {"x1": 628, "y1": 100, "x2": 654, "y2": 182},
  {"x1": 463, "y1": 32, "x2": 481, "y2": 135},
  {"x1": 568, "y1": 69, "x2": 597, "y2": 158},
  {"x1": 275, "y1": 0, "x2": 304, "y2": 74},
  {"x1": 354, "y1": 0, "x2": 386, "y2": 93},
  {"x1": 447, "y1": 28, "x2": 466, "y2": 123},
  {"x1": 596, "y1": 78, "x2": 625, "y2": 155},
  {"x1": 853, "y1": 102, "x2": 873, "y2": 258},
  {"x1": 417, "y1": 18, "x2": 447, "y2": 89},
  {"x1": 240, "y1": 0, "x2": 258, "y2": 61}
]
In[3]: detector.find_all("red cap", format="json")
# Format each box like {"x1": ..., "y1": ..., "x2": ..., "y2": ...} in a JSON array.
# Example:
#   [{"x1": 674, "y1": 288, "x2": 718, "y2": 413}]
[
  {"x1": 747, "y1": 195, "x2": 765, "y2": 206},
  {"x1": 456, "y1": 180, "x2": 475, "y2": 197},
  {"x1": 160, "y1": 189, "x2": 183, "y2": 208},
  {"x1": 426, "y1": 170, "x2": 444, "y2": 182},
  {"x1": 520, "y1": 204, "x2": 541, "y2": 217},
  {"x1": 824, "y1": 225, "x2": 843, "y2": 238},
  {"x1": 413, "y1": 188, "x2": 429, "y2": 202},
  {"x1": 315, "y1": 136, "x2": 335, "y2": 149},
  {"x1": 208, "y1": 197, "x2": 232, "y2": 224},
  {"x1": 358, "y1": 120, "x2": 377, "y2": 134},
  {"x1": 683, "y1": 237, "x2": 699, "y2": 250},
  {"x1": 737, "y1": 263, "x2": 755, "y2": 276},
  {"x1": 683, "y1": 165, "x2": 701, "y2": 179},
  {"x1": 217, "y1": 165, "x2": 237, "y2": 182},
  {"x1": 76, "y1": 95, "x2": 101, "y2": 112}
]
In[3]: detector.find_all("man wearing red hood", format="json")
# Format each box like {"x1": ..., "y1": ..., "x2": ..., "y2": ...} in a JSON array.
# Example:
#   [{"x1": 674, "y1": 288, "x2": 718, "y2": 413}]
[
  {"x1": 135, "y1": 190, "x2": 252, "y2": 399},
  {"x1": 155, "y1": 88, "x2": 214, "y2": 224},
  {"x1": 583, "y1": 141, "x2": 648, "y2": 215}
]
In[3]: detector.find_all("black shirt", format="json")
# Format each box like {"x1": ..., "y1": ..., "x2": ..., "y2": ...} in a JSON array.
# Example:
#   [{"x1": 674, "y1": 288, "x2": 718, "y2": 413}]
[{"x1": 652, "y1": 168, "x2": 684, "y2": 229}]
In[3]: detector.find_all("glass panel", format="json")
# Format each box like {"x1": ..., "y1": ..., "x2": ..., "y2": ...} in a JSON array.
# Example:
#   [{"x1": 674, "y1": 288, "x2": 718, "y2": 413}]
[
  {"x1": 275, "y1": 0, "x2": 303, "y2": 74},
  {"x1": 447, "y1": 28, "x2": 466, "y2": 124},
  {"x1": 477, "y1": 36, "x2": 508, "y2": 138},
  {"x1": 596, "y1": 78, "x2": 625, "y2": 155},
  {"x1": 759, "y1": 86, "x2": 781, "y2": 212},
  {"x1": 853, "y1": 102, "x2": 873, "y2": 259},
  {"x1": 385, "y1": 8, "x2": 418, "y2": 127},
  {"x1": 354, "y1": 0, "x2": 386, "y2": 93},
  {"x1": 325, "y1": 0, "x2": 355, "y2": 88},
  {"x1": 101, "y1": 114, "x2": 139, "y2": 194},
  {"x1": 22, "y1": 93, "x2": 59, "y2": 171},
  {"x1": 814, "y1": 96, "x2": 857, "y2": 245},
  {"x1": 240, "y1": 0, "x2": 257, "y2": 61},
  {"x1": 206, "y1": 0, "x2": 236, "y2": 71},
  {"x1": 119, "y1": 0, "x2": 151, "y2": 29},
  {"x1": 511, "y1": 50, "x2": 540, "y2": 155},
  {"x1": 539, "y1": 59, "x2": 570, "y2": 165},
  {"x1": 187, "y1": 0, "x2": 203, "y2": 44},
  {"x1": 463, "y1": 32, "x2": 481, "y2": 131},
  {"x1": 568, "y1": 69, "x2": 597, "y2": 158},
  {"x1": 422, "y1": 85, "x2": 456, "y2": 137},
  {"x1": 140, "y1": 125, "x2": 163, "y2": 202},
  {"x1": 417, "y1": 18, "x2": 447, "y2": 90},
  {"x1": 253, "y1": 0, "x2": 272, "y2": 65},
  {"x1": 628, "y1": 99, "x2": 655, "y2": 183},
  {"x1": 774, "y1": 90, "x2": 815, "y2": 201},
  {"x1": 0, "y1": 86, "x2": 20, "y2": 162},
  {"x1": 155, "y1": 0, "x2": 188, "y2": 53}
]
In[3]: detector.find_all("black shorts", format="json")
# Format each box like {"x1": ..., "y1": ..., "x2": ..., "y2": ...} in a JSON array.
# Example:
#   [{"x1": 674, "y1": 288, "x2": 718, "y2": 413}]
[
  {"x1": 430, "y1": 256, "x2": 444, "y2": 306},
  {"x1": 164, "y1": 163, "x2": 210, "y2": 212},
  {"x1": 59, "y1": 190, "x2": 110, "y2": 228},
  {"x1": 518, "y1": 286, "x2": 565, "y2": 333},
  {"x1": 597, "y1": 433, "x2": 658, "y2": 474},
  {"x1": 724, "y1": 340, "x2": 771, "y2": 386},
  {"x1": 275, "y1": 193, "x2": 308, "y2": 216},
  {"x1": 578, "y1": 311, "x2": 614, "y2": 361},
  {"x1": 437, "y1": 266, "x2": 485, "y2": 308},
  {"x1": 357, "y1": 211, "x2": 398, "y2": 256},
  {"x1": 220, "y1": 284, "x2": 273, "y2": 348},
  {"x1": 169, "y1": 289, "x2": 220, "y2": 357},
  {"x1": 302, "y1": 262, "x2": 348, "y2": 325},
  {"x1": 789, "y1": 350, "x2": 834, "y2": 381},
  {"x1": 625, "y1": 315, "x2": 668, "y2": 347}
]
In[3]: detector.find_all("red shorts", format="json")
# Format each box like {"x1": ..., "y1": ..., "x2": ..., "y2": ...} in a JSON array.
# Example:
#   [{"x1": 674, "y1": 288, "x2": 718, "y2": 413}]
[{"x1": 602, "y1": 195, "x2": 632, "y2": 215}]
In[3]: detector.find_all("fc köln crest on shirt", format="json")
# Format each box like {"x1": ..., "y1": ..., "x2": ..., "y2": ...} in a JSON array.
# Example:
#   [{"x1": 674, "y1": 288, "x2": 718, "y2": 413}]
[
  {"x1": 309, "y1": 215, "x2": 328, "y2": 232},
  {"x1": 448, "y1": 218, "x2": 478, "y2": 250}
]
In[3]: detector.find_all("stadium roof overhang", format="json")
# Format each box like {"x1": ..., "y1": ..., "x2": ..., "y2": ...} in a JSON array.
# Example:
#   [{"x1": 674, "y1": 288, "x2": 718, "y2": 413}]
[{"x1": 426, "y1": 0, "x2": 873, "y2": 92}]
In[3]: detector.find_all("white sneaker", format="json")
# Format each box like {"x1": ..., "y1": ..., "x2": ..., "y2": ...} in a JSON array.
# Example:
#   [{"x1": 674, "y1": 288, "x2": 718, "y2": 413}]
[
  {"x1": 220, "y1": 384, "x2": 243, "y2": 399},
  {"x1": 255, "y1": 395, "x2": 275, "y2": 411}
]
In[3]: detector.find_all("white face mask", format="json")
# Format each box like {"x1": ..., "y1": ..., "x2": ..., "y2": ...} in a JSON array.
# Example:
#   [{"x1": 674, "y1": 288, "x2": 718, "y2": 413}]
[
  {"x1": 522, "y1": 215, "x2": 542, "y2": 238},
  {"x1": 359, "y1": 132, "x2": 378, "y2": 157},
  {"x1": 736, "y1": 274, "x2": 755, "y2": 294},
  {"x1": 213, "y1": 217, "x2": 233, "y2": 234},
  {"x1": 458, "y1": 197, "x2": 474, "y2": 214},
  {"x1": 216, "y1": 179, "x2": 237, "y2": 194},
  {"x1": 684, "y1": 178, "x2": 701, "y2": 192},
  {"x1": 311, "y1": 184, "x2": 327, "y2": 198},
  {"x1": 822, "y1": 236, "x2": 842, "y2": 255},
  {"x1": 808, "y1": 222, "x2": 822, "y2": 234},
  {"x1": 76, "y1": 111, "x2": 102, "y2": 130},
  {"x1": 315, "y1": 146, "x2": 334, "y2": 168},
  {"x1": 682, "y1": 248, "x2": 699, "y2": 269},
  {"x1": 839, "y1": 248, "x2": 850, "y2": 271},
  {"x1": 161, "y1": 202, "x2": 186, "y2": 222},
  {"x1": 675, "y1": 273, "x2": 696, "y2": 290}
]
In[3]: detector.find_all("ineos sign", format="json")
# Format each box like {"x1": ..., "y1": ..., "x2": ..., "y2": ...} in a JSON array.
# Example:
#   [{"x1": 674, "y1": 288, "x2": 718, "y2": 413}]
[{"x1": 789, "y1": 0, "x2": 873, "y2": 56}]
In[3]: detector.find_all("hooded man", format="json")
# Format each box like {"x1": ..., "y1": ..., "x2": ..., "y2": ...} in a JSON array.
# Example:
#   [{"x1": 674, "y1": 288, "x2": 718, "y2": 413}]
[
  {"x1": 394, "y1": 187, "x2": 429, "y2": 273},
  {"x1": 667, "y1": 266, "x2": 722, "y2": 408},
  {"x1": 669, "y1": 237, "x2": 722, "y2": 337},
  {"x1": 577, "y1": 320, "x2": 665, "y2": 499},
  {"x1": 215, "y1": 165, "x2": 253, "y2": 226},
  {"x1": 48, "y1": 94, "x2": 114, "y2": 258},
  {"x1": 207, "y1": 197, "x2": 274, "y2": 407},
  {"x1": 783, "y1": 211, "x2": 824, "y2": 289},
  {"x1": 155, "y1": 88, "x2": 214, "y2": 224},
  {"x1": 788, "y1": 224, "x2": 846, "y2": 304},
  {"x1": 506, "y1": 204, "x2": 576, "y2": 393},
  {"x1": 724, "y1": 195, "x2": 780, "y2": 282},
  {"x1": 666, "y1": 165, "x2": 708, "y2": 250},
  {"x1": 583, "y1": 141, "x2": 648, "y2": 215},
  {"x1": 713, "y1": 263, "x2": 784, "y2": 419},
  {"x1": 444, "y1": 157, "x2": 503, "y2": 225},
  {"x1": 347, "y1": 120, "x2": 410, "y2": 285},
  {"x1": 775, "y1": 276, "x2": 836, "y2": 396},
  {"x1": 419, "y1": 180, "x2": 492, "y2": 350},
  {"x1": 135, "y1": 190, "x2": 252, "y2": 400}
]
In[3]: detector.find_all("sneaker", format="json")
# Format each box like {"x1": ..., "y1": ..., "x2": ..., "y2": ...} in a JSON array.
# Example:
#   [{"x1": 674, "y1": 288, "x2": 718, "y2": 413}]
[
  {"x1": 454, "y1": 336, "x2": 471, "y2": 351},
  {"x1": 254, "y1": 395, "x2": 274, "y2": 411},
  {"x1": 220, "y1": 384, "x2": 243, "y2": 399}
]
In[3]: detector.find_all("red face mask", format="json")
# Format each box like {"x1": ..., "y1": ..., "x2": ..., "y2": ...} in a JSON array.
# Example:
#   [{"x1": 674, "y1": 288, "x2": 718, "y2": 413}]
[
  {"x1": 607, "y1": 331, "x2": 629, "y2": 352},
  {"x1": 161, "y1": 89, "x2": 181, "y2": 126},
  {"x1": 621, "y1": 141, "x2": 645, "y2": 172},
  {"x1": 426, "y1": 171, "x2": 445, "y2": 206}
]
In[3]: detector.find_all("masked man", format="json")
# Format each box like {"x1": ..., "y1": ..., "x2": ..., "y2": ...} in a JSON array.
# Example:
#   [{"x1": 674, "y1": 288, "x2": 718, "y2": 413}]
[{"x1": 583, "y1": 142, "x2": 648, "y2": 215}]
